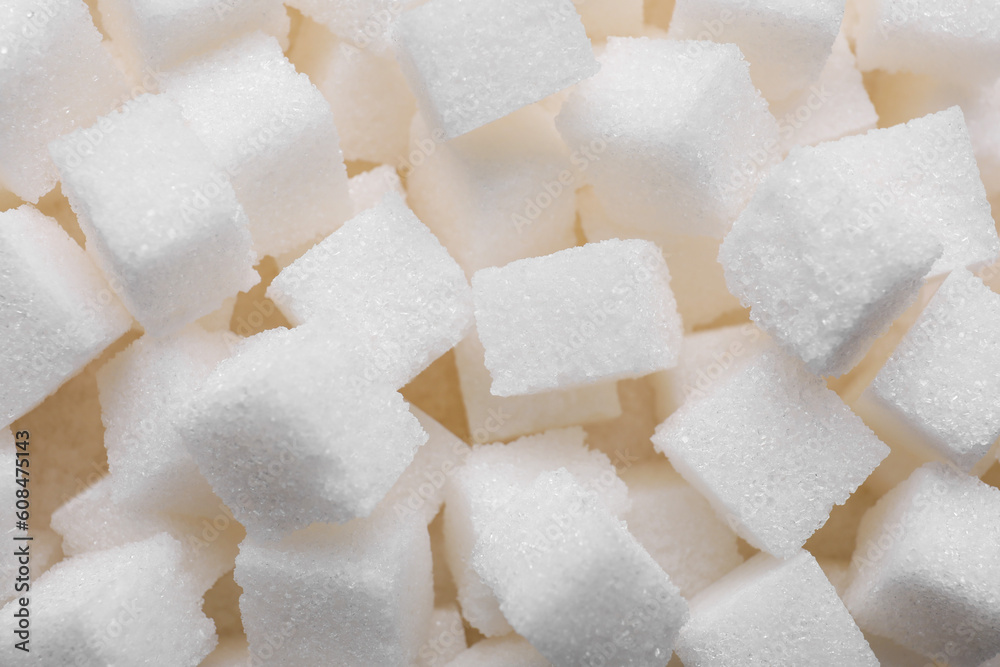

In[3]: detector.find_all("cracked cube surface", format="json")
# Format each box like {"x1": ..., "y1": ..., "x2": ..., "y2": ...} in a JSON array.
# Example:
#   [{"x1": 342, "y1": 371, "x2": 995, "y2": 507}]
[
  {"x1": 472, "y1": 239, "x2": 683, "y2": 396},
  {"x1": 49, "y1": 93, "x2": 259, "y2": 336}
]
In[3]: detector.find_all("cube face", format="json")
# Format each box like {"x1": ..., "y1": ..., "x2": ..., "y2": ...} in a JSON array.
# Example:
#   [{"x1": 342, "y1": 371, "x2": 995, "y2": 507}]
[
  {"x1": 180, "y1": 327, "x2": 427, "y2": 540},
  {"x1": 267, "y1": 193, "x2": 474, "y2": 389},
  {"x1": 406, "y1": 107, "x2": 579, "y2": 277},
  {"x1": 50, "y1": 94, "x2": 259, "y2": 336},
  {"x1": 846, "y1": 464, "x2": 1000, "y2": 666},
  {"x1": 668, "y1": 0, "x2": 845, "y2": 101},
  {"x1": 653, "y1": 349, "x2": 888, "y2": 557},
  {"x1": 97, "y1": 326, "x2": 230, "y2": 515},
  {"x1": 97, "y1": 0, "x2": 289, "y2": 73},
  {"x1": 719, "y1": 143, "x2": 942, "y2": 377},
  {"x1": 822, "y1": 107, "x2": 999, "y2": 276},
  {"x1": 162, "y1": 32, "x2": 352, "y2": 258},
  {"x1": 854, "y1": 0, "x2": 1000, "y2": 85},
  {"x1": 868, "y1": 270, "x2": 1000, "y2": 471},
  {"x1": 454, "y1": 329, "x2": 623, "y2": 444},
  {"x1": 472, "y1": 239, "x2": 682, "y2": 396},
  {"x1": 676, "y1": 551, "x2": 879, "y2": 667},
  {"x1": 0, "y1": 206, "x2": 132, "y2": 426},
  {"x1": 289, "y1": 0, "x2": 414, "y2": 54},
  {"x1": 236, "y1": 512, "x2": 434, "y2": 667},
  {"x1": 0, "y1": 0, "x2": 128, "y2": 203},
  {"x1": 393, "y1": 0, "x2": 598, "y2": 138},
  {"x1": 472, "y1": 469, "x2": 688, "y2": 666},
  {"x1": 556, "y1": 37, "x2": 780, "y2": 237}
]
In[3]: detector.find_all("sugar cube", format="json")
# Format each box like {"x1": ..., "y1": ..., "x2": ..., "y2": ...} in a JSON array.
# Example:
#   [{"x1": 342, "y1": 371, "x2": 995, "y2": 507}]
[
  {"x1": 290, "y1": 19, "x2": 417, "y2": 165},
  {"x1": 675, "y1": 550, "x2": 879, "y2": 666},
  {"x1": 649, "y1": 324, "x2": 768, "y2": 423},
  {"x1": 653, "y1": 348, "x2": 889, "y2": 557},
  {"x1": 622, "y1": 461, "x2": 743, "y2": 598},
  {"x1": 348, "y1": 165, "x2": 406, "y2": 215},
  {"x1": 862, "y1": 269, "x2": 1000, "y2": 471},
  {"x1": 96, "y1": 0, "x2": 289, "y2": 75},
  {"x1": 0, "y1": 0, "x2": 128, "y2": 203},
  {"x1": 444, "y1": 635, "x2": 551, "y2": 667},
  {"x1": 379, "y1": 406, "x2": 471, "y2": 524},
  {"x1": 577, "y1": 186, "x2": 742, "y2": 331},
  {"x1": 405, "y1": 106, "x2": 578, "y2": 277},
  {"x1": 853, "y1": 0, "x2": 1000, "y2": 85},
  {"x1": 667, "y1": 0, "x2": 845, "y2": 102},
  {"x1": 454, "y1": 328, "x2": 623, "y2": 444},
  {"x1": 444, "y1": 428, "x2": 628, "y2": 636},
  {"x1": 769, "y1": 32, "x2": 879, "y2": 152},
  {"x1": 97, "y1": 325, "x2": 231, "y2": 516},
  {"x1": 392, "y1": 0, "x2": 598, "y2": 138},
  {"x1": 719, "y1": 140, "x2": 943, "y2": 377},
  {"x1": 472, "y1": 239, "x2": 682, "y2": 396},
  {"x1": 0, "y1": 205, "x2": 132, "y2": 426},
  {"x1": 50, "y1": 476, "x2": 241, "y2": 595},
  {"x1": 267, "y1": 193, "x2": 473, "y2": 388},
  {"x1": 178, "y1": 326, "x2": 427, "y2": 540},
  {"x1": 50, "y1": 93, "x2": 259, "y2": 336},
  {"x1": 415, "y1": 604, "x2": 467, "y2": 667},
  {"x1": 0, "y1": 534, "x2": 216, "y2": 665},
  {"x1": 161, "y1": 32, "x2": 351, "y2": 260},
  {"x1": 236, "y1": 509, "x2": 434, "y2": 666},
  {"x1": 472, "y1": 468, "x2": 688, "y2": 665},
  {"x1": 288, "y1": 0, "x2": 414, "y2": 54},
  {"x1": 845, "y1": 464, "x2": 1000, "y2": 666},
  {"x1": 556, "y1": 37, "x2": 780, "y2": 237}
]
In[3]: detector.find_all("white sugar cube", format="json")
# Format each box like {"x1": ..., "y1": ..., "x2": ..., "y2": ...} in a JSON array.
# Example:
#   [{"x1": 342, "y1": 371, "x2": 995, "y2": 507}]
[
  {"x1": 236, "y1": 509, "x2": 433, "y2": 666},
  {"x1": 653, "y1": 348, "x2": 889, "y2": 557},
  {"x1": 770, "y1": 32, "x2": 878, "y2": 152},
  {"x1": 649, "y1": 324, "x2": 768, "y2": 423},
  {"x1": 719, "y1": 141, "x2": 943, "y2": 377},
  {"x1": 0, "y1": 534, "x2": 216, "y2": 665},
  {"x1": 444, "y1": 635, "x2": 551, "y2": 666},
  {"x1": 0, "y1": 205, "x2": 131, "y2": 426},
  {"x1": 179, "y1": 326, "x2": 427, "y2": 540},
  {"x1": 675, "y1": 550, "x2": 878, "y2": 666},
  {"x1": 406, "y1": 106, "x2": 578, "y2": 277},
  {"x1": 472, "y1": 239, "x2": 682, "y2": 396},
  {"x1": 577, "y1": 186, "x2": 742, "y2": 331},
  {"x1": 380, "y1": 407, "x2": 471, "y2": 524},
  {"x1": 288, "y1": 0, "x2": 414, "y2": 54},
  {"x1": 98, "y1": 325, "x2": 231, "y2": 516},
  {"x1": 472, "y1": 468, "x2": 688, "y2": 665},
  {"x1": 822, "y1": 107, "x2": 998, "y2": 276},
  {"x1": 415, "y1": 604, "x2": 467, "y2": 667},
  {"x1": 267, "y1": 193, "x2": 473, "y2": 388},
  {"x1": 50, "y1": 476, "x2": 241, "y2": 595},
  {"x1": 392, "y1": 0, "x2": 598, "y2": 138},
  {"x1": 863, "y1": 269, "x2": 1000, "y2": 471},
  {"x1": 349, "y1": 165, "x2": 406, "y2": 215},
  {"x1": 854, "y1": 0, "x2": 1000, "y2": 85},
  {"x1": 161, "y1": 32, "x2": 351, "y2": 259},
  {"x1": 444, "y1": 428, "x2": 628, "y2": 636},
  {"x1": 50, "y1": 93, "x2": 259, "y2": 336},
  {"x1": 97, "y1": 0, "x2": 289, "y2": 74},
  {"x1": 845, "y1": 464, "x2": 1000, "y2": 666},
  {"x1": 454, "y1": 328, "x2": 623, "y2": 444},
  {"x1": 622, "y1": 461, "x2": 743, "y2": 598},
  {"x1": 0, "y1": 0, "x2": 128, "y2": 203},
  {"x1": 556, "y1": 37, "x2": 780, "y2": 237},
  {"x1": 667, "y1": 0, "x2": 844, "y2": 101}
]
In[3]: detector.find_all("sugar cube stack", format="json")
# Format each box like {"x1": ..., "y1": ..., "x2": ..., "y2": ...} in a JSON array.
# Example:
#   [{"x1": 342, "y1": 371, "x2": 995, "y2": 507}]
[
  {"x1": 653, "y1": 347, "x2": 889, "y2": 556},
  {"x1": 50, "y1": 93, "x2": 259, "y2": 336},
  {"x1": 160, "y1": 32, "x2": 352, "y2": 259},
  {"x1": 472, "y1": 239, "x2": 682, "y2": 396},
  {"x1": 8, "y1": 0, "x2": 1000, "y2": 661},
  {"x1": 0, "y1": 0, "x2": 128, "y2": 203},
  {"x1": 0, "y1": 205, "x2": 132, "y2": 426}
]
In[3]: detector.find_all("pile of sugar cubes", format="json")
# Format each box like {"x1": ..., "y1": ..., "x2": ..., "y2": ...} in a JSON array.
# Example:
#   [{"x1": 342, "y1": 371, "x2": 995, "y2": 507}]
[{"x1": 3, "y1": 0, "x2": 1000, "y2": 664}]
